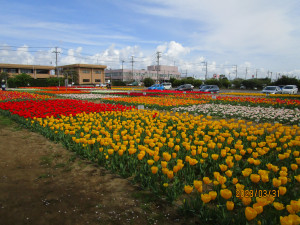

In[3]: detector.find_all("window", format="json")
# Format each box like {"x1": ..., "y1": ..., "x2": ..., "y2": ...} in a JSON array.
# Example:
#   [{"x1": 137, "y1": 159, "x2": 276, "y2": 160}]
[
  {"x1": 95, "y1": 70, "x2": 102, "y2": 74},
  {"x1": 3, "y1": 68, "x2": 18, "y2": 73},
  {"x1": 83, "y1": 79, "x2": 90, "y2": 82},
  {"x1": 82, "y1": 69, "x2": 90, "y2": 73},
  {"x1": 36, "y1": 69, "x2": 49, "y2": 74},
  {"x1": 95, "y1": 79, "x2": 101, "y2": 82},
  {"x1": 20, "y1": 69, "x2": 33, "y2": 74}
]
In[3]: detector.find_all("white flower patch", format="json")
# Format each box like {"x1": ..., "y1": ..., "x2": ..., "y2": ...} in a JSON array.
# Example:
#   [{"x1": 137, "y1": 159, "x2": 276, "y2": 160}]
[
  {"x1": 57, "y1": 94, "x2": 123, "y2": 99},
  {"x1": 171, "y1": 104, "x2": 300, "y2": 124}
]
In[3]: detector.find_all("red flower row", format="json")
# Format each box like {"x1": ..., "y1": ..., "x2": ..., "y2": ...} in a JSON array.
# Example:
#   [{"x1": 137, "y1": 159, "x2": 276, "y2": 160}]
[{"x1": 0, "y1": 99, "x2": 135, "y2": 118}]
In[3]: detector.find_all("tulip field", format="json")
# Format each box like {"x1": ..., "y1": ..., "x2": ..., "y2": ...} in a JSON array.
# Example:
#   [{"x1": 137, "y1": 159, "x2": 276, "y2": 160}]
[{"x1": 0, "y1": 88, "x2": 299, "y2": 225}]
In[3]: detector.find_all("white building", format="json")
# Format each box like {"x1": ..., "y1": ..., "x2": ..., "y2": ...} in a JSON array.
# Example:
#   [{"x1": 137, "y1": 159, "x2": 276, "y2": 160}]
[{"x1": 105, "y1": 65, "x2": 181, "y2": 82}]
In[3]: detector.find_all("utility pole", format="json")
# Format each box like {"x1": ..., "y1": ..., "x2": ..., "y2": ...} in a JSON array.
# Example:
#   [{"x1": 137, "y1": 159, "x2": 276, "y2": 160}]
[
  {"x1": 256, "y1": 69, "x2": 258, "y2": 79},
  {"x1": 52, "y1": 47, "x2": 60, "y2": 78},
  {"x1": 234, "y1": 65, "x2": 238, "y2": 78},
  {"x1": 156, "y1": 51, "x2": 161, "y2": 82},
  {"x1": 121, "y1": 60, "x2": 125, "y2": 81},
  {"x1": 270, "y1": 72, "x2": 272, "y2": 81},
  {"x1": 201, "y1": 61, "x2": 208, "y2": 80},
  {"x1": 130, "y1": 56, "x2": 135, "y2": 81},
  {"x1": 245, "y1": 67, "x2": 248, "y2": 80}
]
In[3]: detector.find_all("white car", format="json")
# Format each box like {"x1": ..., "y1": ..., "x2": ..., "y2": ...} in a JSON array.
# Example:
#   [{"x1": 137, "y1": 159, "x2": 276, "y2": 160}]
[
  {"x1": 162, "y1": 82, "x2": 172, "y2": 90},
  {"x1": 281, "y1": 85, "x2": 298, "y2": 94}
]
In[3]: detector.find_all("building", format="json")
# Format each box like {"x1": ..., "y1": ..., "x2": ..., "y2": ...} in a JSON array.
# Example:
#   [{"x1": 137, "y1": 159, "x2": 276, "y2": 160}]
[
  {"x1": 0, "y1": 63, "x2": 55, "y2": 79},
  {"x1": 58, "y1": 64, "x2": 106, "y2": 85},
  {"x1": 0, "y1": 63, "x2": 107, "y2": 85},
  {"x1": 105, "y1": 65, "x2": 181, "y2": 82}
]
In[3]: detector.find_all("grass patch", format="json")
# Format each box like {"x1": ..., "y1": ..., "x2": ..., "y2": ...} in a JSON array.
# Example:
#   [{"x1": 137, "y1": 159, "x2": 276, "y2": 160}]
[
  {"x1": 54, "y1": 163, "x2": 66, "y2": 168},
  {"x1": 40, "y1": 155, "x2": 53, "y2": 166},
  {"x1": 37, "y1": 173, "x2": 52, "y2": 179},
  {"x1": 0, "y1": 115, "x2": 13, "y2": 126},
  {"x1": 131, "y1": 191, "x2": 158, "y2": 204}
]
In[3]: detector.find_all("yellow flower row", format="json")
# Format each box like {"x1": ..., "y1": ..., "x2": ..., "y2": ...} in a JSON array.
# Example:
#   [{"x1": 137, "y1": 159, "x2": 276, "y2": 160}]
[{"x1": 31, "y1": 109, "x2": 300, "y2": 224}]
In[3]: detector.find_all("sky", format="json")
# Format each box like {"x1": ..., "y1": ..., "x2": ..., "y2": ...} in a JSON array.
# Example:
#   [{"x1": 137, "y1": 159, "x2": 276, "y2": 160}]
[{"x1": 0, "y1": 0, "x2": 300, "y2": 80}]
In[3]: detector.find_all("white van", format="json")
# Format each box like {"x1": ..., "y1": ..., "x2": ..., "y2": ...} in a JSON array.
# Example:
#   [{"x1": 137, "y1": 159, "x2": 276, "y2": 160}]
[{"x1": 162, "y1": 82, "x2": 172, "y2": 90}]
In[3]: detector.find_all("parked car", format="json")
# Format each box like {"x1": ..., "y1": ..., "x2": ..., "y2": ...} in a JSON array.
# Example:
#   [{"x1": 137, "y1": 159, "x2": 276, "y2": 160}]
[
  {"x1": 147, "y1": 84, "x2": 165, "y2": 90},
  {"x1": 127, "y1": 81, "x2": 141, "y2": 86},
  {"x1": 281, "y1": 85, "x2": 298, "y2": 94},
  {"x1": 162, "y1": 82, "x2": 172, "y2": 90},
  {"x1": 200, "y1": 85, "x2": 220, "y2": 93},
  {"x1": 175, "y1": 84, "x2": 194, "y2": 91},
  {"x1": 261, "y1": 86, "x2": 282, "y2": 94},
  {"x1": 278, "y1": 85, "x2": 286, "y2": 90},
  {"x1": 240, "y1": 85, "x2": 246, "y2": 89}
]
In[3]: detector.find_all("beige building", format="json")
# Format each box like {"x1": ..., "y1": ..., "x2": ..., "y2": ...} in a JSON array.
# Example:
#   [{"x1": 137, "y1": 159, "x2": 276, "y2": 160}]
[
  {"x1": 58, "y1": 64, "x2": 107, "y2": 85},
  {"x1": 0, "y1": 63, "x2": 55, "y2": 79},
  {"x1": 0, "y1": 63, "x2": 107, "y2": 85}
]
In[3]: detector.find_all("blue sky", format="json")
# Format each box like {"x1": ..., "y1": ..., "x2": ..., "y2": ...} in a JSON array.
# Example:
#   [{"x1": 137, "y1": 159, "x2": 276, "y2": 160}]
[{"x1": 1, "y1": 0, "x2": 300, "y2": 79}]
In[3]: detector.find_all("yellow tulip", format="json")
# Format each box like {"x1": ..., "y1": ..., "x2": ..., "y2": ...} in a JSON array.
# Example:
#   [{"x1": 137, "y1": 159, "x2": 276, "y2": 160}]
[
  {"x1": 193, "y1": 180, "x2": 203, "y2": 189},
  {"x1": 151, "y1": 166, "x2": 158, "y2": 174},
  {"x1": 220, "y1": 189, "x2": 232, "y2": 199},
  {"x1": 184, "y1": 185, "x2": 193, "y2": 194},
  {"x1": 250, "y1": 174, "x2": 260, "y2": 183},
  {"x1": 291, "y1": 164, "x2": 298, "y2": 171},
  {"x1": 279, "y1": 186, "x2": 287, "y2": 196},
  {"x1": 242, "y1": 197, "x2": 252, "y2": 206},
  {"x1": 245, "y1": 207, "x2": 257, "y2": 221},
  {"x1": 211, "y1": 154, "x2": 219, "y2": 160},
  {"x1": 273, "y1": 202, "x2": 285, "y2": 210},
  {"x1": 219, "y1": 164, "x2": 228, "y2": 172},
  {"x1": 200, "y1": 194, "x2": 211, "y2": 204},
  {"x1": 226, "y1": 201, "x2": 234, "y2": 211},
  {"x1": 203, "y1": 177, "x2": 212, "y2": 184},
  {"x1": 209, "y1": 191, "x2": 217, "y2": 200}
]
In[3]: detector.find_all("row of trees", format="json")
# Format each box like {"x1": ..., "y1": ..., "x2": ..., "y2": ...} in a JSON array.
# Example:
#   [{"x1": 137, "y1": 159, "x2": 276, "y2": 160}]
[{"x1": 143, "y1": 75, "x2": 299, "y2": 89}]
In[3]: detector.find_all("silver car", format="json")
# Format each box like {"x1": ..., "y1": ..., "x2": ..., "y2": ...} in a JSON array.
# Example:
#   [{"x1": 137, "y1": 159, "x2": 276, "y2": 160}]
[{"x1": 261, "y1": 86, "x2": 282, "y2": 94}]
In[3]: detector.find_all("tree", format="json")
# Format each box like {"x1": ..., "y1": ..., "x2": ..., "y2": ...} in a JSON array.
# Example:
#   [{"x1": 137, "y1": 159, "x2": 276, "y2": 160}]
[
  {"x1": 231, "y1": 78, "x2": 244, "y2": 89},
  {"x1": 143, "y1": 77, "x2": 155, "y2": 87},
  {"x1": 7, "y1": 73, "x2": 32, "y2": 88},
  {"x1": 273, "y1": 75, "x2": 299, "y2": 87},
  {"x1": 0, "y1": 72, "x2": 9, "y2": 82},
  {"x1": 63, "y1": 69, "x2": 79, "y2": 84}
]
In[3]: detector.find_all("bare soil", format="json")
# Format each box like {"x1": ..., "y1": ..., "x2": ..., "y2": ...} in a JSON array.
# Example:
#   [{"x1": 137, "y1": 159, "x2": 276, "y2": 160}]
[{"x1": 0, "y1": 116, "x2": 196, "y2": 225}]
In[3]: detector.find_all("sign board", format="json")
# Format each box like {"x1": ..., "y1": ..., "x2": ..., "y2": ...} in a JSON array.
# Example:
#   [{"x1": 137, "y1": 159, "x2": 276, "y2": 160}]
[{"x1": 138, "y1": 105, "x2": 145, "y2": 110}]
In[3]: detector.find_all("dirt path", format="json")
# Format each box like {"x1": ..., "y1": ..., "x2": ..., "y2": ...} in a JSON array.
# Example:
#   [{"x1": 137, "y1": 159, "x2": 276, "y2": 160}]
[{"x1": 0, "y1": 116, "x2": 195, "y2": 225}]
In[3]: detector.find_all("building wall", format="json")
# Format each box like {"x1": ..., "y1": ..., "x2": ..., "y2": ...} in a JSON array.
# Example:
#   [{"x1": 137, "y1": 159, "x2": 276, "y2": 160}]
[
  {"x1": 0, "y1": 63, "x2": 55, "y2": 79},
  {"x1": 58, "y1": 64, "x2": 106, "y2": 85}
]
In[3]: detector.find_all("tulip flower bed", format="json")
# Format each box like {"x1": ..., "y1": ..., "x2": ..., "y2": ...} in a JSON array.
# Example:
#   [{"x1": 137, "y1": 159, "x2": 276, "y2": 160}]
[
  {"x1": 17, "y1": 109, "x2": 298, "y2": 225},
  {"x1": 173, "y1": 94, "x2": 300, "y2": 109},
  {"x1": 0, "y1": 94, "x2": 299, "y2": 225},
  {"x1": 0, "y1": 90, "x2": 53, "y2": 101},
  {"x1": 57, "y1": 94, "x2": 124, "y2": 99},
  {"x1": 35, "y1": 90, "x2": 90, "y2": 94},
  {"x1": 102, "y1": 96, "x2": 208, "y2": 109},
  {"x1": 171, "y1": 104, "x2": 300, "y2": 125},
  {"x1": 0, "y1": 99, "x2": 134, "y2": 118},
  {"x1": 220, "y1": 92, "x2": 300, "y2": 99}
]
